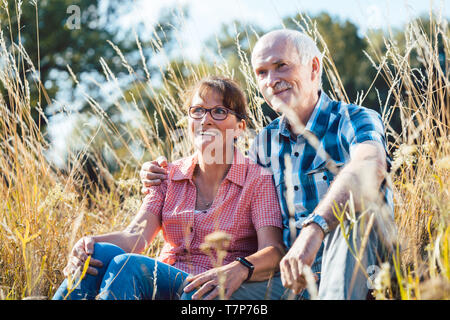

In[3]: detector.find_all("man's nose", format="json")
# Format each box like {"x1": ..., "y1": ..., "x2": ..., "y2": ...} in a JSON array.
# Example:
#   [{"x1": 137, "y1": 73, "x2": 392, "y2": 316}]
[{"x1": 266, "y1": 70, "x2": 279, "y2": 88}]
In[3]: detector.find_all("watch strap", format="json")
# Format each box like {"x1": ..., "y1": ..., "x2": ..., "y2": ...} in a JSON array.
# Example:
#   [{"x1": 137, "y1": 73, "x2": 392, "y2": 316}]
[
  {"x1": 302, "y1": 214, "x2": 330, "y2": 235},
  {"x1": 236, "y1": 257, "x2": 254, "y2": 281}
]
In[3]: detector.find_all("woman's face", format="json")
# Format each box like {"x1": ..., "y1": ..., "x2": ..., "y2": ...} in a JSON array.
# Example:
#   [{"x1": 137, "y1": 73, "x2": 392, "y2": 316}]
[{"x1": 188, "y1": 89, "x2": 245, "y2": 163}]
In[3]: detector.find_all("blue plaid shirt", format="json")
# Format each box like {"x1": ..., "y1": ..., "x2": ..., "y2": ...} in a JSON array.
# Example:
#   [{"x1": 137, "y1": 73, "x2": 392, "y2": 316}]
[{"x1": 249, "y1": 91, "x2": 394, "y2": 259}]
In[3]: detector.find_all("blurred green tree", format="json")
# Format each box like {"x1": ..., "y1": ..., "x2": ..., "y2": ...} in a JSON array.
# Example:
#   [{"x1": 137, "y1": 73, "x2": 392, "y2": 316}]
[{"x1": 0, "y1": 0, "x2": 177, "y2": 133}]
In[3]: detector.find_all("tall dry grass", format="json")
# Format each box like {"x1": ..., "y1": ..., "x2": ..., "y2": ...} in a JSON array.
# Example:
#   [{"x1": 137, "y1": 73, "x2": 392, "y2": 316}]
[{"x1": 0, "y1": 3, "x2": 448, "y2": 299}]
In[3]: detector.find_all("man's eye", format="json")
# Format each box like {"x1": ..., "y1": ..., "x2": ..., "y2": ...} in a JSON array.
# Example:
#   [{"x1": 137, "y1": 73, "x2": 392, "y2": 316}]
[
  {"x1": 277, "y1": 63, "x2": 287, "y2": 69},
  {"x1": 256, "y1": 70, "x2": 266, "y2": 76}
]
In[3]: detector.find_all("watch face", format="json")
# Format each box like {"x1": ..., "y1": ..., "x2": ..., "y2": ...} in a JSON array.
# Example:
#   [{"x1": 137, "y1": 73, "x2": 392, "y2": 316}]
[
  {"x1": 302, "y1": 215, "x2": 329, "y2": 234},
  {"x1": 314, "y1": 215, "x2": 329, "y2": 234}
]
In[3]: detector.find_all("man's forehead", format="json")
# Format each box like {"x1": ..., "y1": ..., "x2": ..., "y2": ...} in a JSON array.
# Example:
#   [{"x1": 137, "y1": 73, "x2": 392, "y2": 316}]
[
  {"x1": 252, "y1": 38, "x2": 297, "y2": 67},
  {"x1": 252, "y1": 51, "x2": 279, "y2": 66}
]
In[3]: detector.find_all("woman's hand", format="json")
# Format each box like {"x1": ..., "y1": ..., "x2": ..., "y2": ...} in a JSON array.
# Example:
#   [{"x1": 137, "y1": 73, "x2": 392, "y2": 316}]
[
  {"x1": 63, "y1": 236, "x2": 103, "y2": 277},
  {"x1": 183, "y1": 261, "x2": 248, "y2": 300}
]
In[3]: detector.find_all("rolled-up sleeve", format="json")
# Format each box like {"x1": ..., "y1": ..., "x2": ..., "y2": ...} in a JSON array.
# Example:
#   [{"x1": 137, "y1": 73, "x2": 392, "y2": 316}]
[
  {"x1": 341, "y1": 107, "x2": 391, "y2": 168},
  {"x1": 250, "y1": 167, "x2": 283, "y2": 231},
  {"x1": 137, "y1": 182, "x2": 167, "y2": 220}
]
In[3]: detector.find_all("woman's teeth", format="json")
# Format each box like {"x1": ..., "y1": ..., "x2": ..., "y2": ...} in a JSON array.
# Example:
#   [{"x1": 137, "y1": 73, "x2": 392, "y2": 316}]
[{"x1": 199, "y1": 131, "x2": 217, "y2": 136}]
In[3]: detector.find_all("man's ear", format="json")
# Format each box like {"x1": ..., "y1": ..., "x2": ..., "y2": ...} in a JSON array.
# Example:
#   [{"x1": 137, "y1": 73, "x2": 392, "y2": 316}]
[{"x1": 311, "y1": 56, "x2": 321, "y2": 81}]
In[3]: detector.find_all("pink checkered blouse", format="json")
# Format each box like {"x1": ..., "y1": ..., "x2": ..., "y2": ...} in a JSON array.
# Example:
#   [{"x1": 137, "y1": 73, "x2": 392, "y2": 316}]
[{"x1": 139, "y1": 149, "x2": 283, "y2": 275}]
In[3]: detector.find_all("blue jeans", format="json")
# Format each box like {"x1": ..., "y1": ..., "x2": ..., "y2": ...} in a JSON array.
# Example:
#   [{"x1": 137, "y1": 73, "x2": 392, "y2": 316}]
[
  {"x1": 52, "y1": 242, "x2": 189, "y2": 300},
  {"x1": 181, "y1": 220, "x2": 391, "y2": 300}
]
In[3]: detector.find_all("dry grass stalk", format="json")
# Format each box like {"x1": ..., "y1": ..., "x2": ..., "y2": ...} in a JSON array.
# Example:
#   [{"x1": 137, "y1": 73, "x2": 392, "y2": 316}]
[{"x1": 0, "y1": 1, "x2": 448, "y2": 300}]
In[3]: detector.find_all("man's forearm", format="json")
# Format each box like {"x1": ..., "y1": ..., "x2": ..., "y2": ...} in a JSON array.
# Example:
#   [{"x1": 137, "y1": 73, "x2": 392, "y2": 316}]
[{"x1": 313, "y1": 157, "x2": 385, "y2": 232}]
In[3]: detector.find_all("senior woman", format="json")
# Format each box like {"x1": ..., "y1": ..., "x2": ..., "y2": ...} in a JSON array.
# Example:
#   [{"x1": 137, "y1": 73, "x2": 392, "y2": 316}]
[{"x1": 53, "y1": 76, "x2": 284, "y2": 300}]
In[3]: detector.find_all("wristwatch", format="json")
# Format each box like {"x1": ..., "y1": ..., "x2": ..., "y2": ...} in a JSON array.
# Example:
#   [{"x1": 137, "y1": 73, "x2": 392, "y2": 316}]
[
  {"x1": 236, "y1": 257, "x2": 254, "y2": 281},
  {"x1": 301, "y1": 214, "x2": 330, "y2": 236}
]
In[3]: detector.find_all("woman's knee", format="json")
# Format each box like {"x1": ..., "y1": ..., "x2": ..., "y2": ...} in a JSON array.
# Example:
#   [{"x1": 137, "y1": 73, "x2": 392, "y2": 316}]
[
  {"x1": 92, "y1": 242, "x2": 126, "y2": 265},
  {"x1": 180, "y1": 290, "x2": 195, "y2": 300},
  {"x1": 111, "y1": 253, "x2": 134, "y2": 267},
  {"x1": 107, "y1": 253, "x2": 154, "y2": 276}
]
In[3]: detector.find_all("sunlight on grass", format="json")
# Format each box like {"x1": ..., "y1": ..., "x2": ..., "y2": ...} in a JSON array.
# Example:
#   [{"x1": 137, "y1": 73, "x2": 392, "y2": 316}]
[{"x1": 0, "y1": 1, "x2": 448, "y2": 300}]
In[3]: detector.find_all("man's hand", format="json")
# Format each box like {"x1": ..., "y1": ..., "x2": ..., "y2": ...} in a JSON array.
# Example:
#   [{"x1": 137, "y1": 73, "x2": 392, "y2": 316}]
[
  {"x1": 140, "y1": 156, "x2": 168, "y2": 193},
  {"x1": 280, "y1": 142, "x2": 388, "y2": 295},
  {"x1": 63, "y1": 236, "x2": 103, "y2": 277},
  {"x1": 279, "y1": 223, "x2": 323, "y2": 294}
]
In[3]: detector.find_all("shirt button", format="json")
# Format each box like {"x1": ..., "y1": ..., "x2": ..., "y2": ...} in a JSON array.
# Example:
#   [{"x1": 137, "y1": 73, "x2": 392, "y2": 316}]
[
  {"x1": 323, "y1": 175, "x2": 328, "y2": 181},
  {"x1": 294, "y1": 185, "x2": 299, "y2": 191},
  {"x1": 294, "y1": 152, "x2": 299, "y2": 157},
  {"x1": 190, "y1": 227, "x2": 194, "y2": 232}
]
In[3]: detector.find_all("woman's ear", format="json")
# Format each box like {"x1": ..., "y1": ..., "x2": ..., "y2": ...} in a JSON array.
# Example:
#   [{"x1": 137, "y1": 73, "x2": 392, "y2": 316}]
[
  {"x1": 240, "y1": 119, "x2": 247, "y2": 131},
  {"x1": 232, "y1": 119, "x2": 246, "y2": 144},
  {"x1": 236, "y1": 119, "x2": 246, "y2": 137}
]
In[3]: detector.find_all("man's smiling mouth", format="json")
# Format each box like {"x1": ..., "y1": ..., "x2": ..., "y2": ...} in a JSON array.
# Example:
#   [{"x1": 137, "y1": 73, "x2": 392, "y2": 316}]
[
  {"x1": 273, "y1": 88, "x2": 290, "y2": 96},
  {"x1": 271, "y1": 81, "x2": 292, "y2": 96}
]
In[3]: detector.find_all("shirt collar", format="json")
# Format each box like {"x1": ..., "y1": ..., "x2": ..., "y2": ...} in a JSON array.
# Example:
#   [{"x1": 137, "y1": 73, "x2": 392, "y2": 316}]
[
  {"x1": 170, "y1": 148, "x2": 247, "y2": 187},
  {"x1": 279, "y1": 91, "x2": 333, "y2": 141},
  {"x1": 170, "y1": 153, "x2": 197, "y2": 181},
  {"x1": 224, "y1": 148, "x2": 246, "y2": 187}
]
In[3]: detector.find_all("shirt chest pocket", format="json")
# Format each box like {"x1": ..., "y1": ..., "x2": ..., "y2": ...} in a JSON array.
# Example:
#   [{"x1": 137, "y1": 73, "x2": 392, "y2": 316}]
[
  {"x1": 306, "y1": 171, "x2": 330, "y2": 200},
  {"x1": 273, "y1": 161, "x2": 344, "y2": 217},
  {"x1": 305, "y1": 161, "x2": 345, "y2": 197},
  {"x1": 273, "y1": 171, "x2": 319, "y2": 219}
]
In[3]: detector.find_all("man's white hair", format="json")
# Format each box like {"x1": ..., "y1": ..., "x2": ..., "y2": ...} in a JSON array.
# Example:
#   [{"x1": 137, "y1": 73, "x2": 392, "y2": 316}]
[{"x1": 253, "y1": 29, "x2": 323, "y2": 83}]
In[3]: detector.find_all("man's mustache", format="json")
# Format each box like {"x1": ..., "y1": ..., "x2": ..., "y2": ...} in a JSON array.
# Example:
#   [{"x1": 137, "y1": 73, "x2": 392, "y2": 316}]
[{"x1": 269, "y1": 81, "x2": 292, "y2": 94}]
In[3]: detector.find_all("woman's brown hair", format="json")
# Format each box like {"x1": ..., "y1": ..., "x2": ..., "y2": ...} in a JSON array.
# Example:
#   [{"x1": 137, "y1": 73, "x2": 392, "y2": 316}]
[{"x1": 183, "y1": 76, "x2": 248, "y2": 120}]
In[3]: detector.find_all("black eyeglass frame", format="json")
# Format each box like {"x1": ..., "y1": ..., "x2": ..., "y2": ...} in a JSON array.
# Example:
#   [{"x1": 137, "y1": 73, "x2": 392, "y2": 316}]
[{"x1": 188, "y1": 105, "x2": 246, "y2": 121}]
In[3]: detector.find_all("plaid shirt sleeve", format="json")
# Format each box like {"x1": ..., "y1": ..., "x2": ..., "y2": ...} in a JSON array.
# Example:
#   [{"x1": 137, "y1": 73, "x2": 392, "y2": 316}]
[
  {"x1": 341, "y1": 105, "x2": 392, "y2": 173},
  {"x1": 342, "y1": 106, "x2": 388, "y2": 152},
  {"x1": 250, "y1": 166, "x2": 283, "y2": 231},
  {"x1": 138, "y1": 181, "x2": 167, "y2": 219}
]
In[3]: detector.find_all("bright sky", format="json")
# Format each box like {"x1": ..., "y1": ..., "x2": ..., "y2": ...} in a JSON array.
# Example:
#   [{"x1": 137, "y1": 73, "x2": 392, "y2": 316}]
[{"x1": 126, "y1": 0, "x2": 449, "y2": 60}]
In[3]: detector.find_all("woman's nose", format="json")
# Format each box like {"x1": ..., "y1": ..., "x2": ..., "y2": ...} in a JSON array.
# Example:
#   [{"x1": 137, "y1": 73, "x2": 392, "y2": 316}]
[{"x1": 200, "y1": 110, "x2": 214, "y2": 125}]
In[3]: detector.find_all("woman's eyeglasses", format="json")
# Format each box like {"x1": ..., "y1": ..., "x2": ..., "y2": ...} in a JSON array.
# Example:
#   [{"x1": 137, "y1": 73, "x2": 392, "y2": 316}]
[{"x1": 188, "y1": 105, "x2": 245, "y2": 121}]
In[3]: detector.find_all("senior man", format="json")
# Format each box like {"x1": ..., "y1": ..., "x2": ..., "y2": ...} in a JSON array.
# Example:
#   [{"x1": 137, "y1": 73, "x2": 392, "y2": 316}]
[{"x1": 140, "y1": 29, "x2": 396, "y2": 300}]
